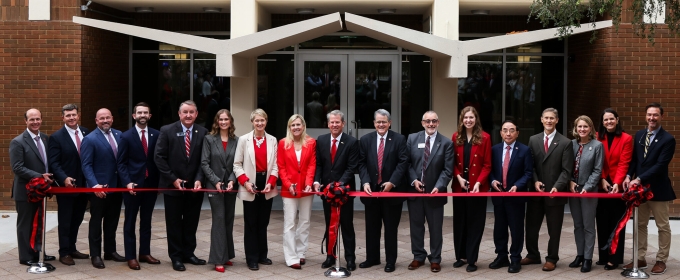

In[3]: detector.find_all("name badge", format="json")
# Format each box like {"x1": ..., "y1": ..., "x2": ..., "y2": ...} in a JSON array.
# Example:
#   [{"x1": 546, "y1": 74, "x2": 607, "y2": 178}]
[
  {"x1": 176, "y1": 132, "x2": 185, "y2": 137},
  {"x1": 418, "y1": 143, "x2": 426, "y2": 149}
]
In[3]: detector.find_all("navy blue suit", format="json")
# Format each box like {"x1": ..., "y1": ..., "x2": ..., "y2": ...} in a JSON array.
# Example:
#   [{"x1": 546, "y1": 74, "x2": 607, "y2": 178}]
[
  {"x1": 489, "y1": 141, "x2": 533, "y2": 263},
  {"x1": 117, "y1": 126, "x2": 160, "y2": 260},
  {"x1": 48, "y1": 125, "x2": 90, "y2": 258},
  {"x1": 628, "y1": 127, "x2": 677, "y2": 201},
  {"x1": 81, "y1": 127, "x2": 123, "y2": 258}
]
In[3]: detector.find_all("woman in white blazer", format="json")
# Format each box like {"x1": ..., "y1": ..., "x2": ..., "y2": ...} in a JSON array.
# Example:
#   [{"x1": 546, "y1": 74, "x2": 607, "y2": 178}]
[{"x1": 233, "y1": 108, "x2": 279, "y2": 271}]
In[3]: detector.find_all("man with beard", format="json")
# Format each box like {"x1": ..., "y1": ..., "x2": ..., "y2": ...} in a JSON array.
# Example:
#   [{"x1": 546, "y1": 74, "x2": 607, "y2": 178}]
[
  {"x1": 81, "y1": 108, "x2": 125, "y2": 268},
  {"x1": 154, "y1": 100, "x2": 208, "y2": 271},
  {"x1": 117, "y1": 102, "x2": 161, "y2": 270}
]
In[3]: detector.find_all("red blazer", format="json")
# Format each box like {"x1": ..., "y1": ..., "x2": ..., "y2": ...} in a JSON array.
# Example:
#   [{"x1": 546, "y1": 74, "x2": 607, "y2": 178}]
[
  {"x1": 599, "y1": 132, "x2": 633, "y2": 188},
  {"x1": 451, "y1": 131, "x2": 492, "y2": 192},
  {"x1": 277, "y1": 137, "x2": 316, "y2": 198}
]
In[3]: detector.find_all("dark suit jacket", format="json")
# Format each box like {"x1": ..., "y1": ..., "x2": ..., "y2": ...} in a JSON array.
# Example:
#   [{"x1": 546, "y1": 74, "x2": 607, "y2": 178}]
[
  {"x1": 358, "y1": 130, "x2": 408, "y2": 206},
  {"x1": 117, "y1": 126, "x2": 160, "y2": 189},
  {"x1": 599, "y1": 132, "x2": 633, "y2": 187},
  {"x1": 406, "y1": 131, "x2": 453, "y2": 207},
  {"x1": 628, "y1": 127, "x2": 677, "y2": 201},
  {"x1": 314, "y1": 132, "x2": 359, "y2": 191},
  {"x1": 48, "y1": 126, "x2": 90, "y2": 195},
  {"x1": 81, "y1": 128, "x2": 122, "y2": 188},
  {"x1": 489, "y1": 141, "x2": 534, "y2": 204},
  {"x1": 200, "y1": 134, "x2": 238, "y2": 191},
  {"x1": 154, "y1": 121, "x2": 208, "y2": 196},
  {"x1": 451, "y1": 131, "x2": 492, "y2": 192},
  {"x1": 10, "y1": 130, "x2": 49, "y2": 201},
  {"x1": 528, "y1": 131, "x2": 574, "y2": 206}
]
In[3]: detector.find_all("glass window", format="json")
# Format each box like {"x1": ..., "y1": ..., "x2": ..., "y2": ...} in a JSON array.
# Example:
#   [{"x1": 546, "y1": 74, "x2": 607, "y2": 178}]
[
  {"x1": 354, "y1": 61, "x2": 393, "y2": 129},
  {"x1": 302, "y1": 61, "x2": 342, "y2": 129},
  {"x1": 257, "y1": 54, "x2": 294, "y2": 140},
  {"x1": 401, "y1": 55, "x2": 431, "y2": 136},
  {"x1": 460, "y1": 56, "x2": 502, "y2": 141},
  {"x1": 299, "y1": 35, "x2": 397, "y2": 50}
]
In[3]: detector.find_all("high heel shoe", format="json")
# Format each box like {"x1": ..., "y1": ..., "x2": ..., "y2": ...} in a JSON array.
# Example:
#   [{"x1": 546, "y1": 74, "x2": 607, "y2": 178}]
[
  {"x1": 569, "y1": 255, "x2": 584, "y2": 268},
  {"x1": 215, "y1": 265, "x2": 225, "y2": 273}
]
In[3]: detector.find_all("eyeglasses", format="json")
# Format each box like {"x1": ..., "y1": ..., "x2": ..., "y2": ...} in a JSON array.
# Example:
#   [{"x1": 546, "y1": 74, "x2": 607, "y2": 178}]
[
  {"x1": 422, "y1": 119, "x2": 439, "y2": 124},
  {"x1": 501, "y1": 129, "x2": 517, "y2": 134},
  {"x1": 375, "y1": 121, "x2": 389, "y2": 125}
]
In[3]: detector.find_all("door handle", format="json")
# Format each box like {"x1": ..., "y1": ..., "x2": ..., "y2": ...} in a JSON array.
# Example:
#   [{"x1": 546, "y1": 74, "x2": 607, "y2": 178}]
[{"x1": 350, "y1": 120, "x2": 359, "y2": 138}]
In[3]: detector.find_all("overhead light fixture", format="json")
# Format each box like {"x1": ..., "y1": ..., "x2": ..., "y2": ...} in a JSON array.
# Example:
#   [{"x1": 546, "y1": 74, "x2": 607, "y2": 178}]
[
  {"x1": 296, "y1": 8, "x2": 314, "y2": 14},
  {"x1": 203, "y1": 7, "x2": 221, "y2": 13},
  {"x1": 471, "y1": 10, "x2": 490, "y2": 15},
  {"x1": 135, "y1": 7, "x2": 154, "y2": 13},
  {"x1": 378, "y1": 9, "x2": 396, "y2": 14}
]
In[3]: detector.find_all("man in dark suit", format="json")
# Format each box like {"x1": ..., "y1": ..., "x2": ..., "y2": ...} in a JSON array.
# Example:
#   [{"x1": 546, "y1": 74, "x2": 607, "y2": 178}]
[
  {"x1": 623, "y1": 102, "x2": 676, "y2": 275},
  {"x1": 117, "y1": 102, "x2": 161, "y2": 270},
  {"x1": 488, "y1": 120, "x2": 533, "y2": 273},
  {"x1": 154, "y1": 100, "x2": 208, "y2": 271},
  {"x1": 10, "y1": 108, "x2": 56, "y2": 266},
  {"x1": 81, "y1": 108, "x2": 125, "y2": 269},
  {"x1": 405, "y1": 111, "x2": 453, "y2": 273},
  {"x1": 313, "y1": 110, "x2": 359, "y2": 271},
  {"x1": 48, "y1": 104, "x2": 90, "y2": 266},
  {"x1": 523, "y1": 108, "x2": 574, "y2": 271},
  {"x1": 357, "y1": 109, "x2": 408, "y2": 273}
]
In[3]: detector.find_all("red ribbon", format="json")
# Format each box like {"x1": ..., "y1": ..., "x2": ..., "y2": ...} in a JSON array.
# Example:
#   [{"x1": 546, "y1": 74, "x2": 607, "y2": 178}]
[
  {"x1": 26, "y1": 178, "x2": 51, "y2": 252},
  {"x1": 602, "y1": 183, "x2": 653, "y2": 255},
  {"x1": 322, "y1": 182, "x2": 351, "y2": 257}
]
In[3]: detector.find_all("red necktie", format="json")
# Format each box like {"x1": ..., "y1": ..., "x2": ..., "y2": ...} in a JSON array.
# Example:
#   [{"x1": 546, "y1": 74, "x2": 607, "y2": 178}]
[
  {"x1": 74, "y1": 130, "x2": 81, "y2": 155},
  {"x1": 141, "y1": 129, "x2": 148, "y2": 178},
  {"x1": 185, "y1": 129, "x2": 191, "y2": 158},
  {"x1": 502, "y1": 145, "x2": 511, "y2": 189},
  {"x1": 377, "y1": 137, "x2": 384, "y2": 183},
  {"x1": 331, "y1": 138, "x2": 337, "y2": 163},
  {"x1": 544, "y1": 135, "x2": 549, "y2": 153}
]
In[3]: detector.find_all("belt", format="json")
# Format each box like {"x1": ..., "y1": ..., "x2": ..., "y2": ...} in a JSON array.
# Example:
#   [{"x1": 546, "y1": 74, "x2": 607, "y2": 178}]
[{"x1": 255, "y1": 172, "x2": 267, "y2": 176}]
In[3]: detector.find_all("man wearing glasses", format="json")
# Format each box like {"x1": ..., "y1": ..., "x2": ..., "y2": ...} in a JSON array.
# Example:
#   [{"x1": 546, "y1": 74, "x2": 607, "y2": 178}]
[{"x1": 404, "y1": 111, "x2": 453, "y2": 273}]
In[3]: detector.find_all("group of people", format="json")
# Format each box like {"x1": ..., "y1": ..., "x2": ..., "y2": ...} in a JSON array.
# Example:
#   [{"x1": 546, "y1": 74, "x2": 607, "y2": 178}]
[{"x1": 10, "y1": 101, "x2": 674, "y2": 276}]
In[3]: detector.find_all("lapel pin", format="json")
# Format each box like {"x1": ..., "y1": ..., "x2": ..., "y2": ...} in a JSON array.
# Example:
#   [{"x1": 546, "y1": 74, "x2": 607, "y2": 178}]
[
  {"x1": 388, "y1": 138, "x2": 392, "y2": 141},
  {"x1": 589, "y1": 147, "x2": 592, "y2": 151},
  {"x1": 515, "y1": 147, "x2": 519, "y2": 150},
  {"x1": 554, "y1": 143, "x2": 557, "y2": 145},
  {"x1": 150, "y1": 134, "x2": 153, "y2": 136},
  {"x1": 195, "y1": 130, "x2": 198, "y2": 133},
  {"x1": 655, "y1": 139, "x2": 658, "y2": 142},
  {"x1": 341, "y1": 142, "x2": 344, "y2": 144}
]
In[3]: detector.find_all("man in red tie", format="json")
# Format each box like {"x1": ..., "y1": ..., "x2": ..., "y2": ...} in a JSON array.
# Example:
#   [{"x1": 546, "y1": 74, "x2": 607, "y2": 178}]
[
  {"x1": 116, "y1": 102, "x2": 161, "y2": 270},
  {"x1": 523, "y1": 108, "x2": 574, "y2": 271},
  {"x1": 488, "y1": 120, "x2": 533, "y2": 273}
]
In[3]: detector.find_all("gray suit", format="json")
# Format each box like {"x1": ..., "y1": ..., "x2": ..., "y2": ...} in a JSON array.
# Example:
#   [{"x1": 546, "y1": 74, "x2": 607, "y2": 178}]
[
  {"x1": 200, "y1": 134, "x2": 238, "y2": 265},
  {"x1": 405, "y1": 131, "x2": 454, "y2": 263},
  {"x1": 569, "y1": 139, "x2": 603, "y2": 259},
  {"x1": 10, "y1": 130, "x2": 49, "y2": 262}
]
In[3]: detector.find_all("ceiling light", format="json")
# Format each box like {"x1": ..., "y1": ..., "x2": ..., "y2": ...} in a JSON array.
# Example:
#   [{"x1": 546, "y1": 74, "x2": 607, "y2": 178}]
[
  {"x1": 203, "y1": 7, "x2": 221, "y2": 13},
  {"x1": 378, "y1": 9, "x2": 396, "y2": 14},
  {"x1": 135, "y1": 7, "x2": 154, "y2": 13},
  {"x1": 296, "y1": 8, "x2": 314, "y2": 14},
  {"x1": 471, "y1": 10, "x2": 490, "y2": 15}
]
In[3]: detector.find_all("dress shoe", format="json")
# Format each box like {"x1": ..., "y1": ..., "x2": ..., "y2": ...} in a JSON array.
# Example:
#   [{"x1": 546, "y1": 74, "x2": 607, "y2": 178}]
[
  {"x1": 595, "y1": 260, "x2": 606, "y2": 266},
  {"x1": 290, "y1": 263, "x2": 301, "y2": 269},
  {"x1": 489, "y1": 257, "x2": 510, "y2": 269},
  {"x1": 384, "y1": 263, "x2": 395, "y2": 272},
  {"x1": 569, "y1": 255, "x2": 584, "y2": 268},
  {"x1": 44, "y1": 254, "x2": 56, "y2": 261},
  {"x1": 359, "y1": 260, "x2": 380, "y2": 268},
  {"x1": 346, "y1": 260, "x2": 356, "y2": 271},
  {"x1": 408, "y1": 260, "x2": 424, "y2": 270},
  {"x1": 172, "y1": 260, "x2": 185, "y2": 271},
  {"x1": 431, "y1": 262, "x2": 441, "y2": 273},
  {"x1": 127, "y1": 259, "x2": 140, "y2": 270},
  {"x1": 581, "y1": 259, "x2": 592, "y2": 272},
  {"x1": 542, "y1": 261, "x2": 556, "y2": 271},
  {"x1": 19, "y1": 260, "x2": 37, "y2": 266},
  {"x1": 215, "y1": 265, "x2": 225, "y2": 273},
  {"x1": 139, "y1": 254, "x2": 161, "y2": 264},
  {"x1": 623, "y1": 259, "x2": 647, "y2": 270},
  {"x1": 321, "y1": 256, "x2": 336, "y2": 268},
  {"x1": 258, "y1": 258, "x2": 273, "y2": 265},
  {"x1": 300, "y1": 258, "x2": 306, "y2": 265},
  {"x1": 104, "y1": 252, "x2": 125, "y2": 262},
  {"x1": 247, "y1": 262, "x2": 259, "y2": 270},
  {"x1": 91, "y1": 256, "x2": 105, "y2": 269},
  {"x1": 651, "y1": 261, "x2": 666, "y2": 275},
  {"x1": 453, "y1": 259, "x2": 467, "y2": 268},
  {"x1": 520, "y1": 257, "x2": 541, "y2": 265},
  {"x1": 604, "y1": 263, "x2": 619, "y2": 270},
  {"x1": 466, "y1": 264, "x2": 478, "y2": 272},
  {"x1": 70, "y1": 250, "x2": 89, "y2": 259},
  {"x1": 225, "y1": 260, "x2": 233, "y2": 266},
  {"x1": 60, "y1": 255, "x2": 75, "y2": 266},
  {"x1": 184, "y1": 256, "x2": 206, "y2": 265},
  {"x1": 508, "y1": 262, "x2": 521, "y2": 273}
]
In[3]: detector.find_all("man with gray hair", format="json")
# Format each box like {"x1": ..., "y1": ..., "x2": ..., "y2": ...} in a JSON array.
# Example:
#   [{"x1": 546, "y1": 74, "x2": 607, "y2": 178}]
[
  {"x1": 313, "y1": 110, "x2": 359, "y2": 270},
  {"x1": 357, "y1": 109, "x2": 408, "y2": 273}
]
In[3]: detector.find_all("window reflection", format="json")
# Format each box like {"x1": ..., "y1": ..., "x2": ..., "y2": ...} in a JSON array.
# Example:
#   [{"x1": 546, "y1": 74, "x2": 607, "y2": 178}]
[
  {"x1": 460, "y1": 57, "x2": 502, "y2": 138},
  {"x1": 303, "y1": 61, "x2": 341, "y2": 128},
  {"x1": 355, "y1": 61, "x2": 391, "y2": 129}
]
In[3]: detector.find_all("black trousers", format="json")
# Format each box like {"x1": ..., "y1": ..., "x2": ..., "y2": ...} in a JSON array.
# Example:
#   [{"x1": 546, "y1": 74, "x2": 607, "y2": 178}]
[
  {"x1": 15, "y1": 200, "x2": 41, "y2": 262},
  {"x1": 163, "y1": 192, "x2": 203, "y2": 262},
  {"x1": 452, "y1": 196, "x2": 487, "y2": 264},
  {"x1": 493, "y1": 200, "x2": 525, "y2": 263},
  {"x1": 322, "y1": 197, "x2": 356, "y2": 261},
  {"x1": 525, "y1": 198, "x2": 565, "y2": 263},
  {"x1": 56, "y1": 194, "x2": 88, "y2": 257},
  {"x1": 364, "y1": 200, "x2": 402, "y2": 265},
  {"x1": 596, "y1": 196, "x2": 627, "y2": 264},
  {"x1": 88, "y1": 192, "x2": 123, "y2": 257},
  {"x1": 242, "y1": 173, "x2": 273, "y2": 264},
  {"x1": 123, "y1": 190, "x2": 158, "y2": 260}
]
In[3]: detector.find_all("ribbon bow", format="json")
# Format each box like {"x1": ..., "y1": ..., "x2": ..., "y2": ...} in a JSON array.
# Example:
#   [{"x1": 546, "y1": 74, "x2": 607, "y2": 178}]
[
  {"x1": 602, "y1": 183, "x2": 653, "y2": 255},
  {"x1": 322, "y1": 182, "x2": 351, "y2": 257},
  {"x1": 25, "y1": 177, "x2": 52, "y2": 252}
]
